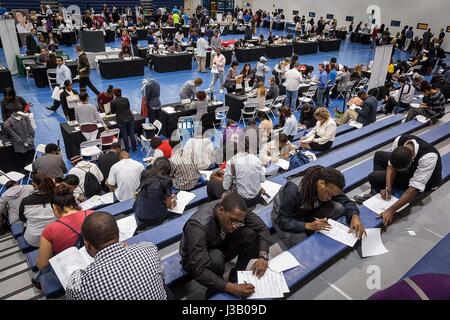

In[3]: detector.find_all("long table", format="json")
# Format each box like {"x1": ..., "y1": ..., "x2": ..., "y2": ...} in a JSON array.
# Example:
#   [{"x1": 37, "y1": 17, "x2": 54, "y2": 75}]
[
  {"x1": 0, "y1": 135, "x2": 34, "y2": 173},
  {"x1": 224, "y1": 93, "x2": 256, "y2": 121},
  {"x1": 86, "y1": 49, "x2": 122, "y2": 69},
  {"x1": 293, "y1": 41, "x2": 319, "y2": 55},
  {"x1": 151, "y1": 52, "x2": 193, "y2": 73},
  {"x1": 335, "y1": 30, "x2": 347, "y2": 40},
  {"x1": 156, "y1": 101, "x2": 224, "y2": 137},
  {"x1": 60, "y1": 113, "x2": 145, "y2": 159},
  {"x1": 318, "y1": 39, "x2": 342, "y2": 52},
  {"x1": 265, "y1": 44, "x2": 293, "y2": 59},
  {"x1": 235, "y1": 46, "x2": 266, "y2": 62},
  {"x1": 98, "y1": 57, "x2": 145, "y2": 79}
]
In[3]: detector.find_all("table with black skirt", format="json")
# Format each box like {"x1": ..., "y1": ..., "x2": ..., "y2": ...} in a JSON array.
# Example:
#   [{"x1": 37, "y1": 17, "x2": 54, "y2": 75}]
[
  {"x1": 262, "y1": 20, "x2": 270, "y2": 28},
  {"x1": 30, "y1": 65, "x2": 48, "y2": 88},
  {"x1": 105, "y1": 29, "x2": 116, "y2": 42},
  {"x1": 235, "y1": 46, "x2": 266, "y2": 62},
  {"x1": 275, "y1": 22, "x2": 285, "y2": 31},
  {"x1": 224, "y1": 93, "x2": 254, "y2": 121},
  {"x1": 151, "y1": 52, "x2": 193, "y2": 73},
  {"x1": 205, "y1": 49, "x2": 233, "y2": 68},
  {"x1": 0, "y1": 68, "x2": 14, "y2": 92},
  {"x1": 293, "y1": 41, "x2": 319, "y2": 55},
  {"x1": 138, "y1": 47, "x2": 148, "y2": 59},
  {"x1": 360, "y1": 33, "x2": 371, "y2": 45},
  {"x1": 156, "y1": 101, "x2": 224, "y2": 137},
  {"x1": 232, "y1": 24, "x2": 247, "y2": 34},
  {"x1": 98, "y1": 57, "x2": 145, "y2": 79},
  {"x1": 335, "y1": 30, "x2": 347, "y2": 40},
  {"x1": 265, "y1": 44, "x2": 293, "y2": 59},
  {"x1": 60, "y1": 31, "x2": 77, "y2": 46},
  {"x1": 60, "y1": 113, "x2": 145, "y2": 159},
  {"x1": 318, "y1": 39, "x2": 341, "y2": 52}
]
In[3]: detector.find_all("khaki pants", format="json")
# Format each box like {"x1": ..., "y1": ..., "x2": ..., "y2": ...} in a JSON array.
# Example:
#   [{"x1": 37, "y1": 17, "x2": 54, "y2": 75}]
[
  {"x1": 337, "y1": 109, "x2": 358, "y2": 125},
  {"x1": 197, "y1": 56, "x2": 206, "y2": 72}
]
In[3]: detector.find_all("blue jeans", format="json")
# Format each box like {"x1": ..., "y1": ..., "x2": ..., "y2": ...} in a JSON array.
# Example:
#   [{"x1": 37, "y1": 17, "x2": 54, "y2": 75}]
[
  {"x1": 316, "y1": 87, "x2": 326, "y2": 107},
  {"x1": 118, "y1": 120, "x2": 137, "y2": 152},
  {"x1": 285, "y1": 90, "x2": 299, "y2": 109}
]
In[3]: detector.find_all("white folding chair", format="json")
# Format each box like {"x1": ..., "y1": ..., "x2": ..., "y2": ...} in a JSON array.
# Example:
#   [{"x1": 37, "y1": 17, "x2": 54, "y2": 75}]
[
  {"x1": 240, "y1": 103, "x2": 257, "y2": 127},
  {"x1": 153, "y1": 119, "x2": 162, "y2": 136},
  {"x1": 24, "y1": 143, "x2": 47, "y2": 182},
  {"x1": 213, "y1": 106, "x2": 229, "y2": 133},
  {"x1": 269, "y1": 94, "x2": 286, "y2": 119},
  {"x1": 299, "y1": 85, "x2": 317, "y2": 106},
  {"x1": 140, "y1": 134, "x2": 153, "y2": 158},
  {"x1": 0, "y1": 171, "x2": 25, "y2": 193},
  {"x1": 100, "y1": 128, "x2": 120, "y2": 151},
  {"x1": 80, "y1": 139, "x2": 102, "y2": 160},
  {"x1": 47, "y1": 68, "x2": 57, "y2": 89},
  {"x1": 257, "y1": 98, "x2": 273, "y2": 116}
]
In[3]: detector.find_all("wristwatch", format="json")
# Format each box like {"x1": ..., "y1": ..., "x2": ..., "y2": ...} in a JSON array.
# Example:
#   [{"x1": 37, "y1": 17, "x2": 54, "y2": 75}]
[{"x1": 259, "y1": 252, "x2": 269, "y2": 261}]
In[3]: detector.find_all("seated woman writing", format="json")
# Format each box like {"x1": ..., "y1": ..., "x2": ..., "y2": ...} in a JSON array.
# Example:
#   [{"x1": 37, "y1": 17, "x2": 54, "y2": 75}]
[{"x1": 300, "y1": 107, "x2": 336, "y2": 152}]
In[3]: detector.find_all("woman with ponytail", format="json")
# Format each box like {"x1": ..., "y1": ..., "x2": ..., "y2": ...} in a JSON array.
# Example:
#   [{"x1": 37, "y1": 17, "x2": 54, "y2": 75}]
[
  {"x1": 19, "y1": 173, "x2": 56, "y2": 248},
  {"x1": 271, "y1": 165, "x2": 365, "y2": 248},
  {"x1": 36, "y1": 184, "x2": 93, "y2": 270}
]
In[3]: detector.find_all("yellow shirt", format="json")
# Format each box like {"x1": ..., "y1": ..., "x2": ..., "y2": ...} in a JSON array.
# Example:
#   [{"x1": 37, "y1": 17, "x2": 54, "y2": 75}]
[
  {"x1": 388, "y1": 63, "x2": 395, "y2": 74},
  {"x1": 173, "y1": 13, "x2": 180, "y2": 24}
]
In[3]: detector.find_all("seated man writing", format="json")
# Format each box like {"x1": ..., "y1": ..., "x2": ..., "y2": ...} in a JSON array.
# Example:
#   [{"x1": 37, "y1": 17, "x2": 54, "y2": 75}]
[
  {"x1": 179, "y1": 193, "x2": 271, "y2": 299},
  {"x1": 354, "y1": 134, "x2": 442, "y2": 226}
]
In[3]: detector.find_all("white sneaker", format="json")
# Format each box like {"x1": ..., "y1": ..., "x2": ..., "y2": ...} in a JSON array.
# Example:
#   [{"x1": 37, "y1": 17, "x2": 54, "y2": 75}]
[
  {"x1": 219, "y1": 89, "x2": 224, "y2": 94},
  {"x1": 205, "y1": 88, "x2": 211, "y2": 92}
]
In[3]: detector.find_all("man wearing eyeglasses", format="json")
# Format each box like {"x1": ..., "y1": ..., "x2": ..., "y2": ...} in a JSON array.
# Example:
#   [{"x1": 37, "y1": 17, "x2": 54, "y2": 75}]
[
  {"x1": 354, "y1": 134, "x2": 442, "y2": 226},
  {"x1": 179, "y1": 192, "x2": 271, "y2": 299}
]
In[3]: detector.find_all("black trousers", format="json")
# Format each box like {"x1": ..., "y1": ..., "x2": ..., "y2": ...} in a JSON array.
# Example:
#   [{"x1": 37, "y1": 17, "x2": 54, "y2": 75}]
[
  {"x1": 310, "y1": 140, "x2": 332, "y2": 152},
  {"x1": 368, "y1": 151, "x2": 412, "y2": 192},
  {"x1": 51, "y1": 99, "x2": 61, "y2": 110},
  {"x1": 208, "y1": 226, "x2": 260, "y2": 285},
  {"x1": 79, "y1": 76, "x2": 100, "y2": 96},
  {"x1": 385, "y1": 96, "x2": 410, "y2": 114}
]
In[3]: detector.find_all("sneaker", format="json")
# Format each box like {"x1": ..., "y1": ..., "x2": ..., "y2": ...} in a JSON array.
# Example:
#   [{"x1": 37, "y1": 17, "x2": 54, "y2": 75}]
[{"x1": 31, "y1": 277, "x2": 42, "y2": 291}]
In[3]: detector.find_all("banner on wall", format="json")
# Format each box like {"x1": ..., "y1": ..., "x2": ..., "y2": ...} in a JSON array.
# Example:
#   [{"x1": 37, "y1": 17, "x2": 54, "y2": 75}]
[
  {"x1": 368, "y1": 44, "x2": 393, "y2": 91},
  {"x1": 0, "y1": 19, "x2": 21, "y2": 74}
]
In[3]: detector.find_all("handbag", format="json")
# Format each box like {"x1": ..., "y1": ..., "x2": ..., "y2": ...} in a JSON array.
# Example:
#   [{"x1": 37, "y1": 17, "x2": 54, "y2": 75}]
[{"x1": 140, "y1": 96, "x2": 148, "y2": 118}]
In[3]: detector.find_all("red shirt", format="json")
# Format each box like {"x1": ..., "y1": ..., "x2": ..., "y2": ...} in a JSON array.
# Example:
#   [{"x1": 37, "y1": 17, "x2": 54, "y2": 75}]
[
  {"x1": 41, "y1": 210, "x2": 93, "y2": 254},
  {"x1": 157, "y1": 140, "x2": 173, "y2": 159}
]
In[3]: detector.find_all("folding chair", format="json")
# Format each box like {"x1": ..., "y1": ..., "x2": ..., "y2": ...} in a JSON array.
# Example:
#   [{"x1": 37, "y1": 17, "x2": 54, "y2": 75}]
[
  {"x1": 47, "y1": 68, "x2": 57, "y2": 89},
  {"x1": 80, "y1": 139, "x2": 102, "y2": 161},
  {"x1": 140, "y1": 135, "x2": 153, "y2": 158},
  {"x1": 269, "y1": 95, "x2": 286, "y2": 119},
  {"x1": 177, "y1": 116, "x2": 195, "y2": 138},
  {"x1": 24, "y1": 143, "x2": 46, "y2": 182},
  {"x1": 239, "y1": 103, "x2": 257, "y2": 127},
  {"x1": 298, "y1": 85, "x2": 318, "y2": 106},
  {"x1": 213, "y1": 106, "x2": 229, "y2": 133},
  {"x1": 100, "y1": 128, "x2": 120, "y2": 151},
  {"x1": 334, "y1": 80, "x2": 356, "y2": 101},
  {"x1": 153, "y1": 119, "x2": 162, "y2": 136},
  {"x1": 0, "y1": 171, "x2": 25, "y2": 193}
]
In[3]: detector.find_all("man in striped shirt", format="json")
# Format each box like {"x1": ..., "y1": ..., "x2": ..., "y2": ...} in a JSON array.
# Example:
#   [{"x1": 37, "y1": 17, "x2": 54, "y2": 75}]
[
  {"x1": 75, "y1": 91, "x2": 106, "y2": 141},
  {"x1": 406, "y1": 82, "x2": 446, "y2": 122}
]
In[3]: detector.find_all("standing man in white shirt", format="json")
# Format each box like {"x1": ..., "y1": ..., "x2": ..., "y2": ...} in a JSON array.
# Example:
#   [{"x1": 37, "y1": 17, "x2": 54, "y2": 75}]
[
  {"x1": 284, "y1": 65, "x2": 304, "y2": 109},
  {"x1": 46, "y1": 56, "x2": 73, "y2": 112},
  {"x1": 107, "y1": 151, "x2": 144, "y2": 201},
  {"x1": 196, "y1": 33, "x2": 208, "y2": 72}
]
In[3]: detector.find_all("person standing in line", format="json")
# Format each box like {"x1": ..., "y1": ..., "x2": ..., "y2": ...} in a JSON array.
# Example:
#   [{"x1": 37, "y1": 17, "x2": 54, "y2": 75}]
[
  {"x1": 196, "y1": 33, "x2": 208, "y2": 72},
  {"x1": 207, "y1": 48, "x2": 226, "y2": 94},
  {"x1": 75, "y1": 46, "x2": 100, "y2": 96}
]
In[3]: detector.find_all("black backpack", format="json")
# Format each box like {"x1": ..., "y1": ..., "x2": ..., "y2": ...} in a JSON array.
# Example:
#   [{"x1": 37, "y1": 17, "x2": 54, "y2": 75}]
[
  {"x1": 56, "y1": 211, "x2": 87, "y2": 249},
  {"x1": 80, "y1": 167, "x2": 102, "y2": 198}
]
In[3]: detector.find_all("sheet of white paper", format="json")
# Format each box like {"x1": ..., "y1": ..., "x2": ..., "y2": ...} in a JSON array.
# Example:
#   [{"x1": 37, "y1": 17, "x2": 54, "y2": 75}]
[
  {"x1": 162, "y1": 106, "x2": 176, "y2": 114},
  {"x1": 261, "y1": 180, "x2": 282, "y2": 204},
  {"x1": 117, "y1": 215, "x2": 138, "y2": 241},
  {"x1": 238, "y1": 270, "x2": 287, "y2": 299},
  {"x1": 362, "y1": 228, "x2": 389, "y2": 257},
  {"x1": 49, "y1": 247, "x2": 91, "y2": 289},
  {"x1": 199, "y1": 170, "x2": 213, "y2": 181},
  {"x1": 269, "y1": 251, "x2": 300, "y2": 273},
  {"x1": 363, "y1": 194, "x2": 409, "y2": 215},
  {"x1": 80, "y1": 195, "x2": 103, "y2": 210},
  {"x1": 410, "y1": 103, "x2": 421, "y2": 108},
  {"x1": 273, "y1": 158, "x2": 289, "y2": 170},
  {"x1": 100, "y1": 192, "x2": 114, "y2": 204},
  {"x1": 109, "y1": 121, "x2": 117, "y2": 125},
  {"x1": 319, "y1": 219, "x2": 358, "y2": 247},
  {"x1": 168, "y1": 191, "x2": 196, "y2": 214},
  {"x1": 349, "y1": 120, "x2": 363, "y2": 129},
  {"x1": 97, "y1": 123, "x2": 103, "y2": 128},
  {"x1": 79, "y1": 246, "x2": 95, "y2": 264}
]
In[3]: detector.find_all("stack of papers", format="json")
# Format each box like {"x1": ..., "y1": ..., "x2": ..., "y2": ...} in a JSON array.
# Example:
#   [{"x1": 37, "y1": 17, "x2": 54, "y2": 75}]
[
  {"x1": 362, "y1": 228, "x2": 389, "y2": 257},
  {"x1": 168, "y1": 191, "x2": 196, "y2": 214},
  {"x1": 238, "y1": 270, "x2": 289, "y2": 299},
  {"x1": 272, "y1": 158, "x2": 290, "y2": 170},
  {"x1": 116, "y1": 215, "x2": 138, "y2": 242},
  {"x1": 260, "y1": 180, "x2": 282, "y2": 204},
  {"x1": 162, "y1": 106, "x2": 176, "y2": 114},
  {"x1": 363, "y1": 194, "x2": 408, "y2": 215},
  {"x1": 349, "y1": 120, "x2": 363, "y2": 129},
  {"x1": 80, "y1": 192, "x2": 114, "y2": 210},
  {"x1": 269, "y1": 251, "x2": 300, "y2": 273},
  {"x1": 410, "y1": 103, "x2": 421, "y2": 108},
  {"x1": 319, "y1": 219, "x2": 359, "y2": 247}
]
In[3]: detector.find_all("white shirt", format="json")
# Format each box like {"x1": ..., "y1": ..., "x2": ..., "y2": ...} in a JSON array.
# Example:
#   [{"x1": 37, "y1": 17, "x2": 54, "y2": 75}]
[
  {"x1": 285, "y1": 68, "x2": 304, "y2": 92},
  {"x1": 223, "y1": 153, "x2": 265, "y2": 199},
  {"x1": 182, "y1": 137, "x2": 215, "y2": 170},
  {"x1": 175, "y1": 32, "x2": 183, "y2": 43},
  {"x1": 69, "y1": 161, "x2": 104, "y2": 199},
  {"x1": 305, "y1": 118, "x2": 337, "y2": 144},
  {"x1": 196, "y1": 37, "x2": 208, "y2": 57},
  {"x1": 283, "y1": 114, "x2": 299, "y2": 137},
  {"x1": 107, "y1": 159, "x2": 144, "y2": 201}
]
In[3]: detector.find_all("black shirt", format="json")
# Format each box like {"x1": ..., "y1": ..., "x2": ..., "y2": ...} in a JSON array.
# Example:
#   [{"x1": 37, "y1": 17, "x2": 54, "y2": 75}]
[
  {"x1": 110, "y1": 97, "x2": 134, "y2": 124},
  {"x1": 300, "y1": 106, "x2": 316, "y2": 128},
  {"x1": 97, "y1": 151, "x2": 120, "y2": 181}
]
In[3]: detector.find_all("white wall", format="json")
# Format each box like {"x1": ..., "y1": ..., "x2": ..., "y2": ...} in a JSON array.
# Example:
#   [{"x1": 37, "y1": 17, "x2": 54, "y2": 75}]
[{"x1": 251, "y1": 0, "x2": 450, "y2": 51}]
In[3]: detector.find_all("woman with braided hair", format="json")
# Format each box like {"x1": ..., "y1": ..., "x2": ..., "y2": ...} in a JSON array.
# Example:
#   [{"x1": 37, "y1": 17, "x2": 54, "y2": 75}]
[{"x1": 271, "y1": 165, "x2": 366, "y2": 248}]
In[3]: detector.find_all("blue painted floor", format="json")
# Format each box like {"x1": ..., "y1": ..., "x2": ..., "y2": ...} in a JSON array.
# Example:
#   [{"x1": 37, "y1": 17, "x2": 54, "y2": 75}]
[{"x1": 1, "y1": 27, "x2": 413, "y2": 167}]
